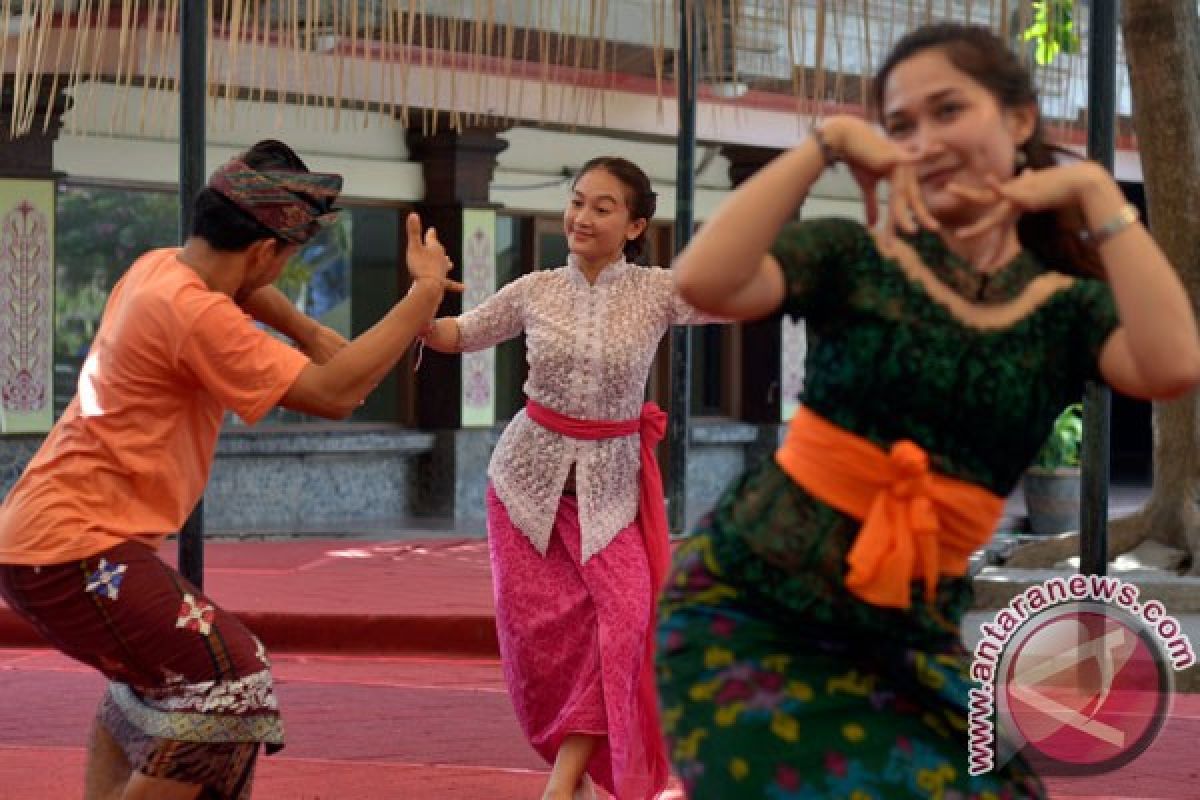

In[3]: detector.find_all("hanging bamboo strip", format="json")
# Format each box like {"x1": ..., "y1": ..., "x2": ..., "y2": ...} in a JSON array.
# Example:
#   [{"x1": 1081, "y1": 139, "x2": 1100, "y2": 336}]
[
  {"x1": 247, "y1": 0, "x2": 262, "y2": 106},
  {"x1": 702, "y1": 0, "x2": 718, "y2": 88},
  {"x1": 537, "y1": 0, "x2": 550, "y2": 124},
  {"x1": 380, "y1": 0, "x2": 393, "y2": 121},
  {"x1": 517, "y1": 0, "x2": 531, "y2": 126},
  {"x1": 105, "y1": 0, "x2": 130, "y2": 133},
  {"x1": 859, "y1": 0, "x2": 871, "y2": 111},
  {"x1": 813, "y1": 0, "x2": 828, "y2": 115},
  {"x1": 11, "y1": 0, "x2": 36, "y2": 131},
  {"x1": 549, "y1": 0, "x2": 562, "y2": 121},
  {"x1": 797, "y1": 0, "x2": 810, "y2": 116},
  {"x1": 21, "y1": 0, "x2": 50, "y2": 132},
  {"x1": 426, "y1": 7, "x2": 441, "y2": 134},
  {"x1": 78, "y1": 0, "x2": 109, "y2": 135},
  {"x1": 472, "y1": 0, "x2": 485, "y2": 128},
  {"x1": 220, "y1": 0, "x2": 241, "y2": 125},
  {"x1": 433, "y1": 0, "x2": 444, "y2": 131},
  {"x1": 0, "y1": 2, "x2": 12, "y2": 115},
  {"x1": 319, "y1": 0, "x2": 332, "y2": 118},
  {"x1": 149, "y1": 0, "x2": 178, "y2": 136},
  {"x1": 9, "y1": 0, "x2": 33, "y2": 134},
  {"x1": 511, "y1": 0, "x2": 531, "y2": 125},
  {"x1": 450, "y1": 12, "x2": 463, "y2": 133},
  {"x1": 565, "y1": 1, "x2": 580, "y2": 124},
  {"x1": 332, "y1": 0, "x2": 346, "y2": 129},
  {"x1": 418, "y1": 0, "x2": 430, "y2": 134},
  {"x1": 274, "y1": 0, "x2": 290, "y2": 129},
  {"x1": 452, "y1": 6, "x2": 464, "y2": 132},
  {"x1": 787, "y1": 0, "x2": 801, "y2": 114},
  {"x1": 587, "y1": 0, "x2": 603, "y2": 127},
  {"x1": 135, "y1": 0, "x2": 162, "y2": 134},
  {"x1": 833, "y1": 0, "x2": 849, "y2": 108},
  {"x1": 382, "y1": 0, "x2": 396, "y2": 123},
  {"x1": 484, "y1": 0, "x2": 498, "y2": 127},
  {"x1": 234, "y1": 0, "x2": 252, "y2": 125},
  {"x1": 0, "y1": 1, "x2": 1101, "y2": 142},
  {"x1": 43, "y1": 0, "x2": 77, "y2": 133},
  {"x1": 343, "y1": 0, "x2": 354, "y2": 128},
  {"x1": 558, "y1": 1, "x2": 576, "y2": 125},
  {"x1": 147, "y1": 0, "x2": 169, "y2": 131},
  {"x1": 21, "y1": 0, "x2": 54, "y2": 135},
  {"x1": 589, "y1": 0, "x2": 608, "y2": 127},
  {"x1": 651, "y1": 0, "x2": 665, "y2": 119},
  {"x1": 351, "y1": 0, "x2": 365, "y2": 128},
  {"x1": 389, "y1": 0, "x2": 404, "y2": 125},
  {"x1": 298, "y1": 0, "x2": 311, "y2": 120},
  {"x1": 400, "y1": 0, "x2": 416, "y2": 128},
  {"x1": 205, "y1": 0, "x2": 224, "y2": 122}
]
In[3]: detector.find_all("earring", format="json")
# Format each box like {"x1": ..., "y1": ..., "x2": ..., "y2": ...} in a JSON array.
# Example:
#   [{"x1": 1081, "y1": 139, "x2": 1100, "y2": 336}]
[{"x1": 1014, "y1": 148, "x2": 1028, "y2": 172}]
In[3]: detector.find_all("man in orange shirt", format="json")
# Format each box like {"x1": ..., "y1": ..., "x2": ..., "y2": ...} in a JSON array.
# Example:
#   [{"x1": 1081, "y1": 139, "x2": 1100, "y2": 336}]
[{"x1": 0, "y1": 140, "x2": 457, "y2": 800}]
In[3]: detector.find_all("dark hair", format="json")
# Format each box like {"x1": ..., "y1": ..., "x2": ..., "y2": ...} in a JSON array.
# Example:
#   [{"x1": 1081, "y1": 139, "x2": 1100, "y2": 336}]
[
  {"x1": 872, "y1": 24, "x2": 1103, "y2": 279},
  {"x1": 573, "y1": 156, "x2": 657, "y2": 262},
  {"x1": 190, "y1": 139, "x2": 313, "y2": 252}
]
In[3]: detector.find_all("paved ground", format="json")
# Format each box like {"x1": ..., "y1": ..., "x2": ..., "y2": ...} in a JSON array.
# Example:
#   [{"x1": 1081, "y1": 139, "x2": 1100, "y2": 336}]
[
  {"x1": 2, "y1": 645, "x2": 1197, "y2": 799},
  {"x1": 2, "y1": 521, "x2": 1198, "y2": 799},
  {"x1": 0, "y1": 538, "x2": 499, "y2": 655}
]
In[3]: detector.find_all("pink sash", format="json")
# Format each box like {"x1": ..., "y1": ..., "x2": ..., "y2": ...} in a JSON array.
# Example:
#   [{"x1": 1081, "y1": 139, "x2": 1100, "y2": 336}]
[{"x1": 524, "y1": 398, "x2": 671, "y2": 795}]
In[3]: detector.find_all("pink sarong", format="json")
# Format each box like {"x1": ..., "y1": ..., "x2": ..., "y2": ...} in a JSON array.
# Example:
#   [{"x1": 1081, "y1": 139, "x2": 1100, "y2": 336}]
[
  {"x1": 522, "y1": 399, "x2": 670, "y2": 796},
  {"x1": 488, "y1": 488, "x2": 661, "y2": 798}
]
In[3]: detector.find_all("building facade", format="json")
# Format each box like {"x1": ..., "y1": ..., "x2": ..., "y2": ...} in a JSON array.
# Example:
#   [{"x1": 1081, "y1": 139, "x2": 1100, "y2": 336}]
[{"x1": 0, "y1": 2, "x2": 1149, "y2": 534}]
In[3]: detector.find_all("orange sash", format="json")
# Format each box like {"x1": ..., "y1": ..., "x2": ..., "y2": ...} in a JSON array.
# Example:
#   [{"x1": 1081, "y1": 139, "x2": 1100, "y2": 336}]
[{"x1": 774, "y1": 407, "x2": 1004, "y2": 609}]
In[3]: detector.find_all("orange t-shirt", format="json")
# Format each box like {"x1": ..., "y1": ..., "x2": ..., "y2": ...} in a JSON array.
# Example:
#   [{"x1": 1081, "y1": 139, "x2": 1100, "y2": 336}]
[{"x1": 0, "y1": 248, "x2": 311, "y2": 565}]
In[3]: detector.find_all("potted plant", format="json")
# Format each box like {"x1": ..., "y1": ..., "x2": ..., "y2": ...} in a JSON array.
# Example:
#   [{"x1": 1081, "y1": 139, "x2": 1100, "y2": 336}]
[{"x1": 1022, "y1": 402, "x2": 1084, "y2": 535}]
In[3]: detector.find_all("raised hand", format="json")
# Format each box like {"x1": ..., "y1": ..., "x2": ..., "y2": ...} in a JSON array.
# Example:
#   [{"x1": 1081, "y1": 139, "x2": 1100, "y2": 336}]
[
  {"x1": 819, "y1": 115, "x2": 936, "y2": 239},
  {"x1": 405, "y1": 212, "x2": 465, "y2": 292},
  {"x1": 948, "y1": 162, "x2": 1107, "y2": 240}
]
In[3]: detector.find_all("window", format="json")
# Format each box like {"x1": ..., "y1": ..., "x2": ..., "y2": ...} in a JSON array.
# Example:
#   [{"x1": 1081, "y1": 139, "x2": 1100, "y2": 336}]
[
  {"x1": 646, "y1": 223, "x2": 736, "y2": 418},
  {"x1": 53, "y1": 184, "x2": 405, "y2": 426},
  {"x1": 54, "y1": 185, "x2": 178, "y2": 415},
  {"x1": 256, "y1": 205, "x2": 403, "y2": 425},
  {"x1": 493, "y1": 214, "x2": 530, "y2": 421}
]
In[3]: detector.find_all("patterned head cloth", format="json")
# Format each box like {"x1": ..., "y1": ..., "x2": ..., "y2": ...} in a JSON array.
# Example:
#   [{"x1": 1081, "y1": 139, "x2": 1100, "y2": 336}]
[{"x1": 207, "y1": 157, "x2": 343, "y2": 245}]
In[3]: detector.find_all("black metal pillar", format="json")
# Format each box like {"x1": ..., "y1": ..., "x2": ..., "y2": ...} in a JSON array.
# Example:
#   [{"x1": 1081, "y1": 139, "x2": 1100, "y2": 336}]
[
  {"x1": 177, "y1": 0, "x2": 207, "y2": 588},
  {"x1": 667, "y1": 2, "x2": 699, "y2": 536},
  {"x1": 1080, "y1": 0, "x2": 1119, "y2": 577}
]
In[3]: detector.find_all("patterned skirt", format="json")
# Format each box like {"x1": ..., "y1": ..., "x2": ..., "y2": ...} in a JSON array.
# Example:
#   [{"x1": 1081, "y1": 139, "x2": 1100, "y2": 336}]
[
  {"x1": 655, "y1": 462, "x2": 1046, "y2": 800},
  {"x1": 0, "y1": 541, "x2": 283, "y2": 800},
  {"x1": 487, "y1": 486, "x2": 666, "y2": 799}
]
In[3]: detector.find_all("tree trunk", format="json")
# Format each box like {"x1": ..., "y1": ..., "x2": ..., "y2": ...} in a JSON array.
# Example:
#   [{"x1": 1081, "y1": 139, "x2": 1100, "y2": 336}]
[{"x1": 1119, "y1": 0, "x2": 1200, "y2": 569}]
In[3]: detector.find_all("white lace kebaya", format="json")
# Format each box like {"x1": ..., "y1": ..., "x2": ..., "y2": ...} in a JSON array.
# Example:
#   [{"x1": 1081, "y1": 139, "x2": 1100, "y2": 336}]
[{"x1": 458, "y1": 254, "x2": 721, "y2": 563}]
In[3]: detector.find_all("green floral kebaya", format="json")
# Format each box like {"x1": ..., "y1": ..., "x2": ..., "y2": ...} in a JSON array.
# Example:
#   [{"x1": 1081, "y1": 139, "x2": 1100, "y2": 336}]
[{"x1": 656, "y1": 218, "x2": 1119, "y2": 799}]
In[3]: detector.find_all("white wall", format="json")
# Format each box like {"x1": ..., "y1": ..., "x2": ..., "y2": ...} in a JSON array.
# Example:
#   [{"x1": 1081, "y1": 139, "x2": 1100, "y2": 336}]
[
  {"x1": 54, "y1": 83, "x2": 422, "y2": 201},
  {"x1": 493, "y1": 126, "x2": 863, "y2": 221},
  {"x1": 52, "y1": 82, "x2": 866, "y2": 222}
]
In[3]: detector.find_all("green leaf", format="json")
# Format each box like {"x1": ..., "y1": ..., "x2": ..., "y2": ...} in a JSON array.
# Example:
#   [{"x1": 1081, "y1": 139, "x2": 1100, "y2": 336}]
[
  {"x1": 1031, "y1": 402, "x2": 1084, "y2": 469},
  {"x1": 1022, "y1": 0, "x2": 1080, "y2": 66}
]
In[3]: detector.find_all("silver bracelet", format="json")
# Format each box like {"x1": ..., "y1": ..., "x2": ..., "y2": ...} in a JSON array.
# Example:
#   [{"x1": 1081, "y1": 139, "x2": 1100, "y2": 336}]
[
  {"x1": 811, "y1": 125, "x2": 840, "y2": 168},
  {"x1": 1081, "y1": 203, "x2": 1139, "y2": 246}
]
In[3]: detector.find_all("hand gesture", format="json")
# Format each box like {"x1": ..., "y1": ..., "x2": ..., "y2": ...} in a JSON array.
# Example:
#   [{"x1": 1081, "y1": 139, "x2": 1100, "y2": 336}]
[
  {"x1": 405, "y1": 212, "x2": 465, "y2": 292},
  {"x1": 299, "y1": 323, "x2": 348, "y2": 365},
  {"x1": 947, "y1": 162, "x2": 1106, "y2": 241},
  {"x1": 819, "y1": 115, "x2": 936, "y2": 239}
]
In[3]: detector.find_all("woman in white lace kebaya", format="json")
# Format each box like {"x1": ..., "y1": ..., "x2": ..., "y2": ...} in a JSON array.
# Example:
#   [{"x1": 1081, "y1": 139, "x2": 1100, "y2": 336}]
[{"x1": 421, "y1": 157, "x2": 718, "y2": 800}]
